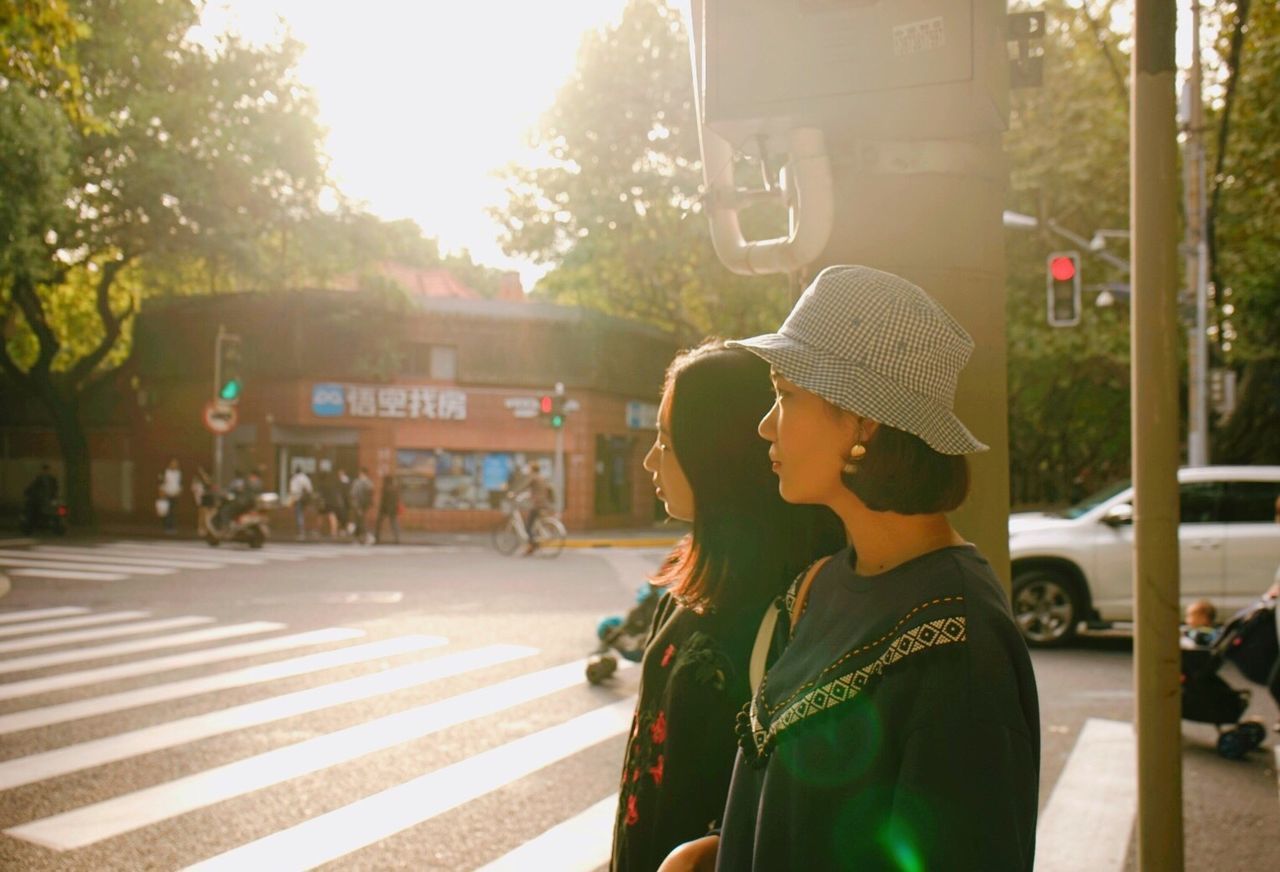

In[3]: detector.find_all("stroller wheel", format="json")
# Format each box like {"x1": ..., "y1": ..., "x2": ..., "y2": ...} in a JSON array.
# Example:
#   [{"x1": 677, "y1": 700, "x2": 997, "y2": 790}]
[
  {"x1": 1236, "y1": 721, "x2": 1267, "y2": 750},
  {"x1": 1216, "y1": 729, "x2": 1251, "y2": 760}
]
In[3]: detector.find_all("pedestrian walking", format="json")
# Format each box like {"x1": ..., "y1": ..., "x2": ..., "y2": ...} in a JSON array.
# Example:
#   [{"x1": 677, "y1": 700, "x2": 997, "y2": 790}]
[
  {"x1": 192, "y1": 466, "x2": 214, "y2": 538},
  {"x1": 316, "y1": 471, "x2": 343, "y2": 539},
  {"x1": 158, "y1": 457, "x2": 182, "y2": 534},
  {"x1": 662, "y1": 266, "x2": 1040, "y2": 871},
  {"x1": 350, "y1": 467, "x2": 375, "y2": 544},
  {"x1": 375, "y1": 474, "x2": 401, "y2": 544},
  {"x1": 288, "y1": 466, "x2": 314, "y2": 541},
  {"x1": 608, "y1": 341, "x2": 843, "y2": 872}
]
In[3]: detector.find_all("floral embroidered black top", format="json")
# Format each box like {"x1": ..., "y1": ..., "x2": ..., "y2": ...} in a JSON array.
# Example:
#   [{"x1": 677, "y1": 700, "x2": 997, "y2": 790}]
[
  {"x1": 717, "y1": 545, "x2": 1041, "y2": 872},
  {"x1": 610, "y1": 591, "x2": 767, "y2": 872}
]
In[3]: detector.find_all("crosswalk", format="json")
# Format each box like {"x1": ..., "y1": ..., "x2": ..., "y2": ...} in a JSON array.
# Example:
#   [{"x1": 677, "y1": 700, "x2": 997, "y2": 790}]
[
  {"x1": 0, "y1": 540, "x2": 430, "y2": 583},
  {"x1": 0, "y1": 603, "x2": 633, "y2": 870}
]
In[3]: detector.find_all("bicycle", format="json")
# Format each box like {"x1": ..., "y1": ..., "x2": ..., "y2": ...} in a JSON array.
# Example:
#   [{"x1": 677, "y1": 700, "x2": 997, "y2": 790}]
[{"x1": 491, "y1": 497, "x2": 566, "y2": 558}]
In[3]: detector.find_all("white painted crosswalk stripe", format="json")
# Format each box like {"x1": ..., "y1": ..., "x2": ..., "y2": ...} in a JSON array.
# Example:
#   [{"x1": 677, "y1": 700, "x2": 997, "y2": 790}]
[
  {"x1": 0, "y1": 643, "x2": 537, "y2": 790},
  {"x1": 0, "y1": 610, "x2": 150, "y2": 639},
  {"x1": 22, "y1": 546, "x2": 224, "y2": 570},
  {"x1": 478, "y1": 794, "x2": 617, "y2": 872},
  {"x1": 180, "y1": 699, "x2": 636, "y2": 872},
  {"x1": 0, "y1": 620, "x2": 285, "y2": 674},
  {"x1": 95, "y1": 543, "x2": 273, "y2": 564},
  {"x1": 0, "y1": 607, "x2": 90, "y2": 624},
  {"x1": 1034, "y1": 718, "x2": 1136, "y2": 872},
  {"x1": 0, "y1": 633, "x2": 449, "y2": 734},
  {"x1": 7, "y1": 567, "x2": 128, "y2": 581},
  {"x1": 6, "y1": 657, "x2": 632, "y2": 850},
  {"x1": 0, "y1": 556, "x2": 175, "y2": 576},
  {"x1": 0, "y1": 626, "x2": 365, "y2": 701},
  {"x1": 0, "y1": 615, "x2": 213, "y2": 655}
]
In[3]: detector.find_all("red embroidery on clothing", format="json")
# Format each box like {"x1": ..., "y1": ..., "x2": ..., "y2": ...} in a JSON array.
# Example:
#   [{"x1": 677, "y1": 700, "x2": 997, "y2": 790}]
[
  {"x1": 625, "y1": 794, "x2": 639, "y2": 826},
  {"x1": 649, "y1": 754, "x2": 665, "y2": 785},
  {"x1": 661, "y1": 644, "x2": 676, "y2": 667},
  {"x1": 650, "y1": 710, "x2": 667, "y2": 744},
  {"x1": 631, "y1": 767, "x2": 641, "y2": 783}
]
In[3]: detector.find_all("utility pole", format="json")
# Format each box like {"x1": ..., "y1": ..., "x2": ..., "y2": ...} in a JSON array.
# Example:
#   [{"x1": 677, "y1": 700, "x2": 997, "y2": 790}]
[
  {"x1": 213, "y1": 325, "x2": 226, "y2": 487},
  {"x1": 1131, "y1": 0, "x2": 1185, "y2": 868},
  {"x1": 1183, "y1": 0, "x2": 1210, "y2": 467}
]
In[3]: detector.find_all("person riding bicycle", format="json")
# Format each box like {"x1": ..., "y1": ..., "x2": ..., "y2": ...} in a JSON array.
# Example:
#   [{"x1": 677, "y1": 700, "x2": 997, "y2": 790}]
[{"x1": 509, "y1": 465, "x2": 554, "y2": 554}]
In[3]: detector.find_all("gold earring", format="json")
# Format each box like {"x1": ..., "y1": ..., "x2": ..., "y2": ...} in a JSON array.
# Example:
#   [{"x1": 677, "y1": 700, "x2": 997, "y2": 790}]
[{"x1": 842, "y1": 442, "x2": 867, "y2": 475}]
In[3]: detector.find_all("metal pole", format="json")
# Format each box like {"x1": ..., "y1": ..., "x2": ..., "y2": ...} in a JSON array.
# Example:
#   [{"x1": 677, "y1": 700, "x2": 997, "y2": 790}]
[
  {"x1": 1185, "y1": 0, "x2": 1209, "y2": 466},
  {"x1": 1131, "y1": 1, "x2": 1185, "y2": 868},
  {"x1": 213, "y1": 325, "x2": 225, "y2": 487},
  {"x1": 553, "y1": 382, "x2": 565, "y2": 515}
]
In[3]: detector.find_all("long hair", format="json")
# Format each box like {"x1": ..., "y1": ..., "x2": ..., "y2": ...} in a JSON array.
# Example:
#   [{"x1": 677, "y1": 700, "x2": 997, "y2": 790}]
[{"x1": 651, "y1": 341, "x2": 845, "y2": 613}]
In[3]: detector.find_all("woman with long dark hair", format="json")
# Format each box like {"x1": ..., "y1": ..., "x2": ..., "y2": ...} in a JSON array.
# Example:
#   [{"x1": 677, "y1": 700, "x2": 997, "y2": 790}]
[{"x1": 609, "y1": 340, "x2": 843, "y2": 872}]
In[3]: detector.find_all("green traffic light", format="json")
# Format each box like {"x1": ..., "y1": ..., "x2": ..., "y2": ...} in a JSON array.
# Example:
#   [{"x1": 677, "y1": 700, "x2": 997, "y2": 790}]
[
  {"x1": 550, "y1": 414, "x2": 564, "y2": 429},
  {"x1": 219, "y1": 378, "x2": 242, "y2": 401}
]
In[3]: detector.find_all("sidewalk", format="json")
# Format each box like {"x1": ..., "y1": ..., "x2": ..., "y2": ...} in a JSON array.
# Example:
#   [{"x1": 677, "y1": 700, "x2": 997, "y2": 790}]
[{"x1": 2, "y1": 520, "x2": 688, "y2": 551}]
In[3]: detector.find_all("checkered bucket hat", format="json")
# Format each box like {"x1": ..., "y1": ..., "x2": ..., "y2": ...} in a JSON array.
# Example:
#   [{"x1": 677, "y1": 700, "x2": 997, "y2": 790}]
[{"x1": 727, "y1": 265, "x2": 987, "y2": 455}]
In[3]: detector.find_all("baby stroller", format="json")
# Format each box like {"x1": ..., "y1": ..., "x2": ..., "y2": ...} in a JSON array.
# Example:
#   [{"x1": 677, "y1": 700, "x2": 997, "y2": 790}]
[
  {"x1": 1180, "y1": 595, "x2": 1278, "y2": 759},
  {"x1": 585, "y1": 583, "x2": 662, "y2": 684}
]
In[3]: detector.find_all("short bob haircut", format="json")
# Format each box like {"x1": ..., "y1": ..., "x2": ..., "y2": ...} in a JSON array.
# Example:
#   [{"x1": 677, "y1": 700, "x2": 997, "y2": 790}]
[
  {"x1": 842, "y1": 422, "x2": 970, "y2": 515},
  {"x1": 652, "y1": 341, "x2": 844, "y2": 613}
]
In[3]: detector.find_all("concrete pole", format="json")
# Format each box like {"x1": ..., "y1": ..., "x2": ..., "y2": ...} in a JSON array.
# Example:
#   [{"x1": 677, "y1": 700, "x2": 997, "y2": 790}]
[
  {"x1": 1131, "y1": 1, "x2": 1185, "y2": 868},
  {"x1": 815, "y1": 132, "x2": 1011, "y2": 586},
  {"x1": 553, "y1": 382, "x2": 566, "y2": 515},
  {"x1": 1184, "y1": 0, "x2": 1209, "y2": 466}
]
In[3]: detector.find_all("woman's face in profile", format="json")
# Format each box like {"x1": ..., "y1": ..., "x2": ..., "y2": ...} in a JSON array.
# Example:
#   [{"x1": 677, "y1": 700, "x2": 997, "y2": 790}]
[
  {"x1": 760, "y1": 371, "x2": 854, "y2": 507},
  {"x1": 642, "y1": 388, "x2": 694, "y2": 522}
]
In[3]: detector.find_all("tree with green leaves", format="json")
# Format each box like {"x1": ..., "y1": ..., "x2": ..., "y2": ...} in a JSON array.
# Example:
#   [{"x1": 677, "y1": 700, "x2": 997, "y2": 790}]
[
  {"x1": 0, "y1": 0, "x2": 327, "y2": 525},
  {"x1": 492, "y1": 0, "x2": 795, "y2": 343}
]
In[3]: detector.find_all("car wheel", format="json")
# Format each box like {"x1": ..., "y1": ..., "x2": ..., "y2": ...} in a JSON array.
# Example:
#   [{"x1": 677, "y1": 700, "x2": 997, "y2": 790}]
[{"x1": 1012, "y1": 570, "x2": 1081, "y2": 648}]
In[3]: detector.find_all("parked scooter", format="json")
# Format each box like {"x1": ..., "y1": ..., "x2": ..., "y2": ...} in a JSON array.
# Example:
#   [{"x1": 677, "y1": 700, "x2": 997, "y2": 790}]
[
  {"x1": 205, "y1": 492, "x2": 278, "y2": 548},
  {"x1": 19, "y1": 498, "x2": 68, "y2": 536}
]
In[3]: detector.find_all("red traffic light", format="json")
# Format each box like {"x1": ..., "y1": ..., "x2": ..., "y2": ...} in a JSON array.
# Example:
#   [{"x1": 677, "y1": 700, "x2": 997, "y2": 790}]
[
  {"x1": 539, "y1": 395, "x2": 554, "y2": 414},
  {"x1": 1050, "y1": 256, "x2": 1077, "y2": 282}
]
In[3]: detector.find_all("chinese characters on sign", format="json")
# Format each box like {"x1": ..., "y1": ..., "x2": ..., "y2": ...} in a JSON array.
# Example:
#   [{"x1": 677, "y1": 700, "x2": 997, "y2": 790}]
[{"x1": 311, "y1": 383, "x2": 467, "y2": 421}]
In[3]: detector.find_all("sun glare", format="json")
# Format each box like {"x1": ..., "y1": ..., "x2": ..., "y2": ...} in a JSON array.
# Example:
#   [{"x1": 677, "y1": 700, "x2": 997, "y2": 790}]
[{"x1": 194, "y1": 1, "x2": 632, "y2": 288}]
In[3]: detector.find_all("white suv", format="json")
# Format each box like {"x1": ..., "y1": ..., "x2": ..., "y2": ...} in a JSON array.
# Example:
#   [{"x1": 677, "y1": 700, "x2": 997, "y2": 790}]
[{"x1": 1008, "y1": 466, "x2": 1280, "y2": 646}]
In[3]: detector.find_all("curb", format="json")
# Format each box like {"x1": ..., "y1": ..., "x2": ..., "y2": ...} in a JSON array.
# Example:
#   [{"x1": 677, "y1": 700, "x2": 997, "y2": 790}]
[{"x1": 563, "y1": 538, "x2": 680, "y2": 550}]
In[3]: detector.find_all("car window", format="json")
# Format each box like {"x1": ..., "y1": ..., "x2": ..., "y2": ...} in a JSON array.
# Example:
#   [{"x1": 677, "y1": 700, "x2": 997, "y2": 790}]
[
  {"x1": 1179, "y1": 481, "x2": 1223, "y2": 524},
  {"x1": 1221, "y1": 481, "x2": 1280, "y2": 523},
  {"x1": 1060, "y1": 479, "x2": 1132, "y2": 519}
]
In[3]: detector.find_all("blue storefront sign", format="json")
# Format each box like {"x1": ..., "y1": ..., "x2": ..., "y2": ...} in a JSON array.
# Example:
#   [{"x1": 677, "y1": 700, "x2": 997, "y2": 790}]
[{"x1": 311, "y1": 383, "x2": 346, "y2": 417}]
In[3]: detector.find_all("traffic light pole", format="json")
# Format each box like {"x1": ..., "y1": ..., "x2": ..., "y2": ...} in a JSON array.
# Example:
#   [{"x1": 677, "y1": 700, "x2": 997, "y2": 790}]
[
  {"x1": 213, "y1": 325, "x2": 226, "y2": 487},
  {"x1": 1183, "y1": 0, "x2": 1209, "y2": 467},
  {"x1": 553, "y1": 382, "x2": 566, "y2": 514},
  {"x1": 1131, "y1": 0, "x2": 1185, "y2": 867}
]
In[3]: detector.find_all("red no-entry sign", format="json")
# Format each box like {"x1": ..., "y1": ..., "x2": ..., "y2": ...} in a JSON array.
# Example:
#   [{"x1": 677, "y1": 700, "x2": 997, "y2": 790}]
[{"x1": 202, "y1": 400, "x2": 239, "y2": 435}]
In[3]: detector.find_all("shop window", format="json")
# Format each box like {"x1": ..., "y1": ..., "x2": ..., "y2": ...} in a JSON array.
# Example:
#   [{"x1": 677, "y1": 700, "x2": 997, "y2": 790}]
[
  {"x1": 396, "y1": 449, "x2": 551, "y2": 510},
  {"x1": 595, "y1": 435, "x2": 633, "y2": 517},
  {"x1": 401, "y1": 343, "x2": 456, "y2": 380}
]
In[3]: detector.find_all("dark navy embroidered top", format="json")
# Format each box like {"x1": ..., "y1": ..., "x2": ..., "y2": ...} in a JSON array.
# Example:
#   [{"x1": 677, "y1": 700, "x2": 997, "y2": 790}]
[
  {"x1": 717, "y1": 545, "x2": 1041, "y2": 871},
  {"x1": 610, "y1": 592, "x2": 767, "y2": 872}
]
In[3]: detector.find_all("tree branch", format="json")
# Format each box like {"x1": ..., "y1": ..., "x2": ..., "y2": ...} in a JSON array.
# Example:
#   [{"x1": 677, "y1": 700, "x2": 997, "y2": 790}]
[
  {"x1": 0, "y1": 300, "x2": 33, "y2": 390},
  {"x1": 1080, "y1": 0, "x2": 1129, "y2": 106},
  {"x1": 9, "y1": 273, "x2": 60, "y2": 379},
  {"x1": 68, "y1": 257, "x2": 133, "y2": 389}
]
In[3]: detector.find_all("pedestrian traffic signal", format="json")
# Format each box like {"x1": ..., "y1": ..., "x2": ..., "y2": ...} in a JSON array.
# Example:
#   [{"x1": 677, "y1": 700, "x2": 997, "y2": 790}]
[
  {"x1": 539, "y1": 395, "x2": 554, "y2": 415},
  {"x1": 1046, "y1": 251, "x2": 1081, "y2": 327},
  {"x1": 550, "y1": 394, "x2": 566, "y2": 429},
  {"x1": 218, "y1": 335, "x2": 243, "y2": 403}
]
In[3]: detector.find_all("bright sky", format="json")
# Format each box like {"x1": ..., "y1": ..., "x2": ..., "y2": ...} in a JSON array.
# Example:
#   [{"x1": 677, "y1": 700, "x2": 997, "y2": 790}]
[{"x1": 193, "y1": 1, "x2": 632, "y2": 291}]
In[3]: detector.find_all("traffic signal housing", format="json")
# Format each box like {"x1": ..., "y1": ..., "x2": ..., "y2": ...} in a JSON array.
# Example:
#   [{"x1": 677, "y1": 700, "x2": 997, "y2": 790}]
[
  {"x1": 538, "y1": 393, "x2": 566, "y2": 429},
  {"x1": 218, "y1": 336, "x2": 243, "y2": 403},
  {"x1": 1046, "y1": 251, "x2": 1081, "y2": 327}
]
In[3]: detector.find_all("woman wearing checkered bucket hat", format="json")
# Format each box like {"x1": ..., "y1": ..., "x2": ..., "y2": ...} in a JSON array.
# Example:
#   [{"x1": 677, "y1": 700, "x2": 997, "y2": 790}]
[{"x1": 658, "y1": 267, "x2": 1040, "y2": 871}]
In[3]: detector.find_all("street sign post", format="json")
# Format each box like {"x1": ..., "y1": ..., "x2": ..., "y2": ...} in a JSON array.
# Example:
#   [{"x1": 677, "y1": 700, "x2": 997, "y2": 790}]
[{"x1": 202, "y1": 400, "x2": 238, "y2": 435}]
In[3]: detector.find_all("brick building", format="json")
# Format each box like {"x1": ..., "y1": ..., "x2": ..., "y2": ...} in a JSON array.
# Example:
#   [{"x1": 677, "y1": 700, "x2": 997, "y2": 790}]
[{"x1": 1, "y1": 279, "x2": 678, "y2": 532}]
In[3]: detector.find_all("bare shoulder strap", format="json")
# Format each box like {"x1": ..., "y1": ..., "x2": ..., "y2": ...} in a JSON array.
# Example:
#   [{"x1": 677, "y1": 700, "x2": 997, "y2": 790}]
[
  {"x1": 790, "y1": 555, "x2": 832, "y2": 633},
  {"x1": 748, "y1": 556, "x2": 834, "y2": 695}
]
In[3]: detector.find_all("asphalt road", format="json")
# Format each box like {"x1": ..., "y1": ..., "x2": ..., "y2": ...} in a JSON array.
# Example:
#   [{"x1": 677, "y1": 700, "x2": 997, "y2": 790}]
[{"x1": 0, "y1": 538, "x2": 1275, "y2": 871}]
